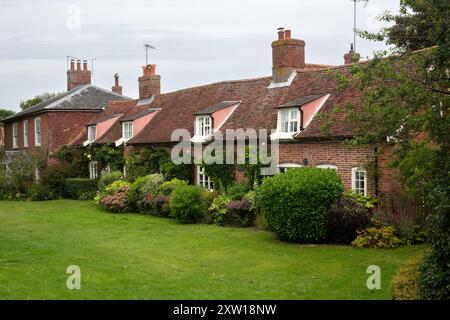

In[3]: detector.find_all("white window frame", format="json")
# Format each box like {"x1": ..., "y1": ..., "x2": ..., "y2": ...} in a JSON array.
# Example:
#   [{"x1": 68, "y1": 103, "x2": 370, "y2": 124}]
[
  {"x1": 278, "y1": 108, "x2": 299, "y2": 134},
  {"x1": 195, "y1": 115, "x2": 212, "y2": 137},
  {"x1": 23, "y1": 120, "x2": 28, "y2": 148},
  {"x1": 316, "y1": 164, "x2": 338, "y2": 171},
  {"x1": 278, "y1": 163, "x2": 302, "y2": 173},
  {"x1": 197, "y1": 166, "x2": 214, "y2": 191},
  {"x1": 12, "y1": 122, "x2": 18, "y2": 149},
  {"x1": 34, "y1": 117, "x2": 41, "y2": 146},
  {"x1": 122, "y1": 121, "x2": 133, "y2": 141},
  {"x1": 351, "y1": 167, "x2": 367, "y2": 196},
  {"x1": 87, "y1": 125, "x2": 97, "y2": 143}
]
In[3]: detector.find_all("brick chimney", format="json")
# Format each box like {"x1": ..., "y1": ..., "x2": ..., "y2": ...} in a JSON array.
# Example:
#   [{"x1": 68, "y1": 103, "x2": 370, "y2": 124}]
[
  {"x1": 344, "y1": 43, "x2": 360, "y2": 65},
  {"x1": 111, "y1": 73, "x2": 123, "y2": 95},
  {"x1": 272, "y1": 28, "x2": 305, "y2": 83},
  {"x1": 138, "y1": 64, "x2": 161, "y2": 99},
  {"x1": 67, "y1": 59, "x2": 91, "y2": 91}
]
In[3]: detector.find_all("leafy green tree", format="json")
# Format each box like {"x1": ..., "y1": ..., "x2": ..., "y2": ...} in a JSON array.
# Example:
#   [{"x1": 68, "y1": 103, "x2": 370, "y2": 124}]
[
  {"x1": 19, "y1": 92, "x2": 60, "y2": 110},
  {"x1": 330, "y1": 0, "x2": 449, "y2": 299},
  {"x1": 0, "y1": 109, "x2": 15, "y2": 120}
]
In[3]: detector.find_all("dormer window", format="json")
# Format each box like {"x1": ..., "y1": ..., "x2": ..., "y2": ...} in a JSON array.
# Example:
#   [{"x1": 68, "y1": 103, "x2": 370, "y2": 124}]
[
  {"x1": 196, "y1": 115, "x2": 211, "y2": 137},
  {"x1": 87, "y1": 125, "x2": 96, "y2": 143},
  {"x1": 122, "y1": 121, "x2": 133, "y2": 140},
  {"x1": 280, "y1": 109, "x2": 299, "y2": 133}
]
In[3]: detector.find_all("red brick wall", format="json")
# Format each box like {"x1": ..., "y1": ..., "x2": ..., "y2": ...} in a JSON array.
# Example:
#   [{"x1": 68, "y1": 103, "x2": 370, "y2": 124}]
[
  {"x1": 3, "y1": 111, "x2": 98, "y2": 153},
  {"x1": 125, "y1": 141, "x2": 400, "y2": 200},
  {"x1": 278, "y1": 142, "x2": 376, "y2": 195}
]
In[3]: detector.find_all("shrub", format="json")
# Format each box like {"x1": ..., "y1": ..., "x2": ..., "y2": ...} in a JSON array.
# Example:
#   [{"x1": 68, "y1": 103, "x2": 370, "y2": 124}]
[
  {"x1": 207, "y1": 195, "x2": 231, "y2": 225},
  {"x1": 243, "y1": 190, "x2": 258, "y2": 211},
  {"x1": 351, "y1": 226, "x2": 403, "y2": 248},
  {"x1": 79, "y1": 191, "x2": 97, "y2": 201},
  {"x1": 95, "y1": 180, "x2": 129, "y2": 204},
  {"x1": 125, "y1": 147, "x2": 168, "y2": 181},
  {"x1": 3, "y1": 151, "x2": 37, "y2": 197},
  {"x1": 157, "y1": 178, "x2": 188, "y2": 196},
  {"x1": 40, "y1": 165, "x2": 67, "y2": 198},
  {"x1": 99, "y1": 185, "x2": 129, "y2": 213},
  {"x1": 98, "y1": 171, "x2": 123, "y2": 192},
  {"x1": 64, "y1": 178, "x2": 97, "y2": 200},
  {"x1": 140, "y1": 173, "x2": 165, "y2": 197},
  {"x1": 259, "y1": 167, "x2": 343, "y2": 242},
  {"x1": 160, "y1": 161, "x2": 193, "y2": 183},
  {"x1": 391, "y1": 255, "x2": 424, "y2": 300},
  {"x1": 226, "y1": 183, "x2": 250, "y2": 201},
  {"x1": 29, "y1": 184, "x2": 55, "y2": 201},
  {"x1": 344, "y1": 191, "x2": 378, "y2": 209},
  {"x1": 225, "y1": 199, "x2": 255, "y2": 227},
  {"x1": 143, "y1": 194, "x2": 170, "y2": 217},
  {"x1": 169, "y1": 185, "x2": 207, "y2": 223},
  {"x1": 326, "y1": 198, "x2": 372, "y2": 244},
  {"x1": 126, "y1": 175, "x2": 153, "y2": 211}
]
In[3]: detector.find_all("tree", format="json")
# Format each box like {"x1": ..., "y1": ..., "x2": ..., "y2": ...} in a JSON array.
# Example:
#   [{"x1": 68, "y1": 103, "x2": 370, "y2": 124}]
[
  {"x1": 329, "y1": 0, "x2": 449, "y2": 299},
  {"x1": 19, "y1": 92, "x2": 61, "y2": 110},
  {"x1": 0, "y1": 109, "x2": 15, "y2": 121}
]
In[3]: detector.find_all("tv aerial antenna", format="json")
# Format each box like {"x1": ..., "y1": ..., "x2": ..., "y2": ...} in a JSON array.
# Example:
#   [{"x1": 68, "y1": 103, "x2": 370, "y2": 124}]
[
  {"x1": 350, "y1": 0, "x2": 369, "y2": 52},
  {"x1": 144, "y1": 42, "x2": 155, "y2": 65}
]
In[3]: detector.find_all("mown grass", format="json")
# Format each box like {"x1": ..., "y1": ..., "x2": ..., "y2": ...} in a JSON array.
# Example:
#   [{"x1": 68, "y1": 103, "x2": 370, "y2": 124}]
[{"x1": 0, "y1": 200, "x2": 426, "y2": 300}]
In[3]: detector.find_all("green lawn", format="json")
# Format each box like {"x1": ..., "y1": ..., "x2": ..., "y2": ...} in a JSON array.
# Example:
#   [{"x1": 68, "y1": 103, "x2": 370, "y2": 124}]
[{"x1": 0, "y1": 200, "x2": 425, "y2": 300}]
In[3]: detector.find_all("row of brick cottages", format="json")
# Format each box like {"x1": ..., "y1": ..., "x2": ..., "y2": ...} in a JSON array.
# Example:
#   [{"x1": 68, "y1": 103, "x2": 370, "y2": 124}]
[{"x1": 1, "y1": 29, "x2": 398, "y2": 199}]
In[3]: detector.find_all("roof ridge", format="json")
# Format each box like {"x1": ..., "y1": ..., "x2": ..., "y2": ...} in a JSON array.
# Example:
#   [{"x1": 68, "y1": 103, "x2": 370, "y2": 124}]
[{"x1": 161, "y1": 75, "x2": 272, "y2": 96}]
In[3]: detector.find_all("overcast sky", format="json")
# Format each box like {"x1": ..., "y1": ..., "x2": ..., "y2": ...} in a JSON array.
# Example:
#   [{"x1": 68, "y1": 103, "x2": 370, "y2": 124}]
[{"x1": 0, "y1": 0, "x2": 400, "y2": 111}]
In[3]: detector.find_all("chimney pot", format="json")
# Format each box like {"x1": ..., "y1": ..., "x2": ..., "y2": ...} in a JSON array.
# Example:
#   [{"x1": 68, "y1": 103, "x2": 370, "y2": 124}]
[
  {"x1": 76, "y1": 60, "x2": 81, "y2": 70},
  {"x1": 277, "y1": 27, "x2": 285, "y2": 40},
  {"x1": 70, "y1": 59, "x2": 75, "y2": 71},
  {"x1": 284, "y1": 30, "x2": 291, "y2": 39},
  {"x1": 83, "y1": 60, "x2": 88, "y2": 71}
]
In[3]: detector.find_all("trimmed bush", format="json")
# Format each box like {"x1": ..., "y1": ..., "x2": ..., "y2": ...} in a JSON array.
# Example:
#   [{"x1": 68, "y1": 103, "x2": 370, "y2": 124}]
[
  {"x1": 351, "y1": 226, "x2": 403, "y2": 248},
  {"x1": 259, "y1": 167, "x2": 343, "y2": 242},
  {"x1": 64, "y1": 178, "x2": 97, "y2": 200},
  {"x1": 225, "y1": 199, "x2": 255, "y2": 227},
  {"x1": 157, "y1": 178, "x2": 188, "y2": 196},
  {"x1": 169, "y1": 185, "x2": 207, "y2": 223},
  {"x1": 98, "y1": 171, "x2": 123, "y2": 192},
  {"x1": 326, "y1": 198, "x2": 372, "y2": 244},
  {"x1": 391, "y1": 255, "x2": 424, "y2": 300}
]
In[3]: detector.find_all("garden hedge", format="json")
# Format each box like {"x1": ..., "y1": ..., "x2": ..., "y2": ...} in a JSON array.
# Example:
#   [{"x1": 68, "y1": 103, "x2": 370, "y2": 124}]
[
  {"x1": 64, "y1": 178, "x2": 97, "y2": 200},
  {"x1": 259, "y1": 167, "x2": 343, "y2": 243}
]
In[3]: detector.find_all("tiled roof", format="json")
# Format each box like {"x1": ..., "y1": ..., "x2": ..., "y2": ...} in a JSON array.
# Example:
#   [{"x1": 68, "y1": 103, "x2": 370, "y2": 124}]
[
  {"x1": 128, "y1": 63, "x2": 360, "y2": 144},
  {"x1": 2, "y1": 85, "x2": 130, "y2": 122},
  {"x1": 195, "y1": 101, "x2": 241, "y2": 115},
  {"x1": 276, "y1": 94, "x2": 327, "y2": 109},
  {"x1": 120, "y1": 109, "x2": 157, "y2": 122},
  {"x1": 69, "y1": 99, "x2": 138, "y2": 145}
]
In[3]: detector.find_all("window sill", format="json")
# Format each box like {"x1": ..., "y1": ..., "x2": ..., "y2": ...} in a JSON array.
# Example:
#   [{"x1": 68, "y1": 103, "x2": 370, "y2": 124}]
[
  {"x1": 270, "y1": 131, "x2": 296, "y2": 141},
  {"x1": 191, "y1": 135, "x2": 212, "y2": 143}
]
